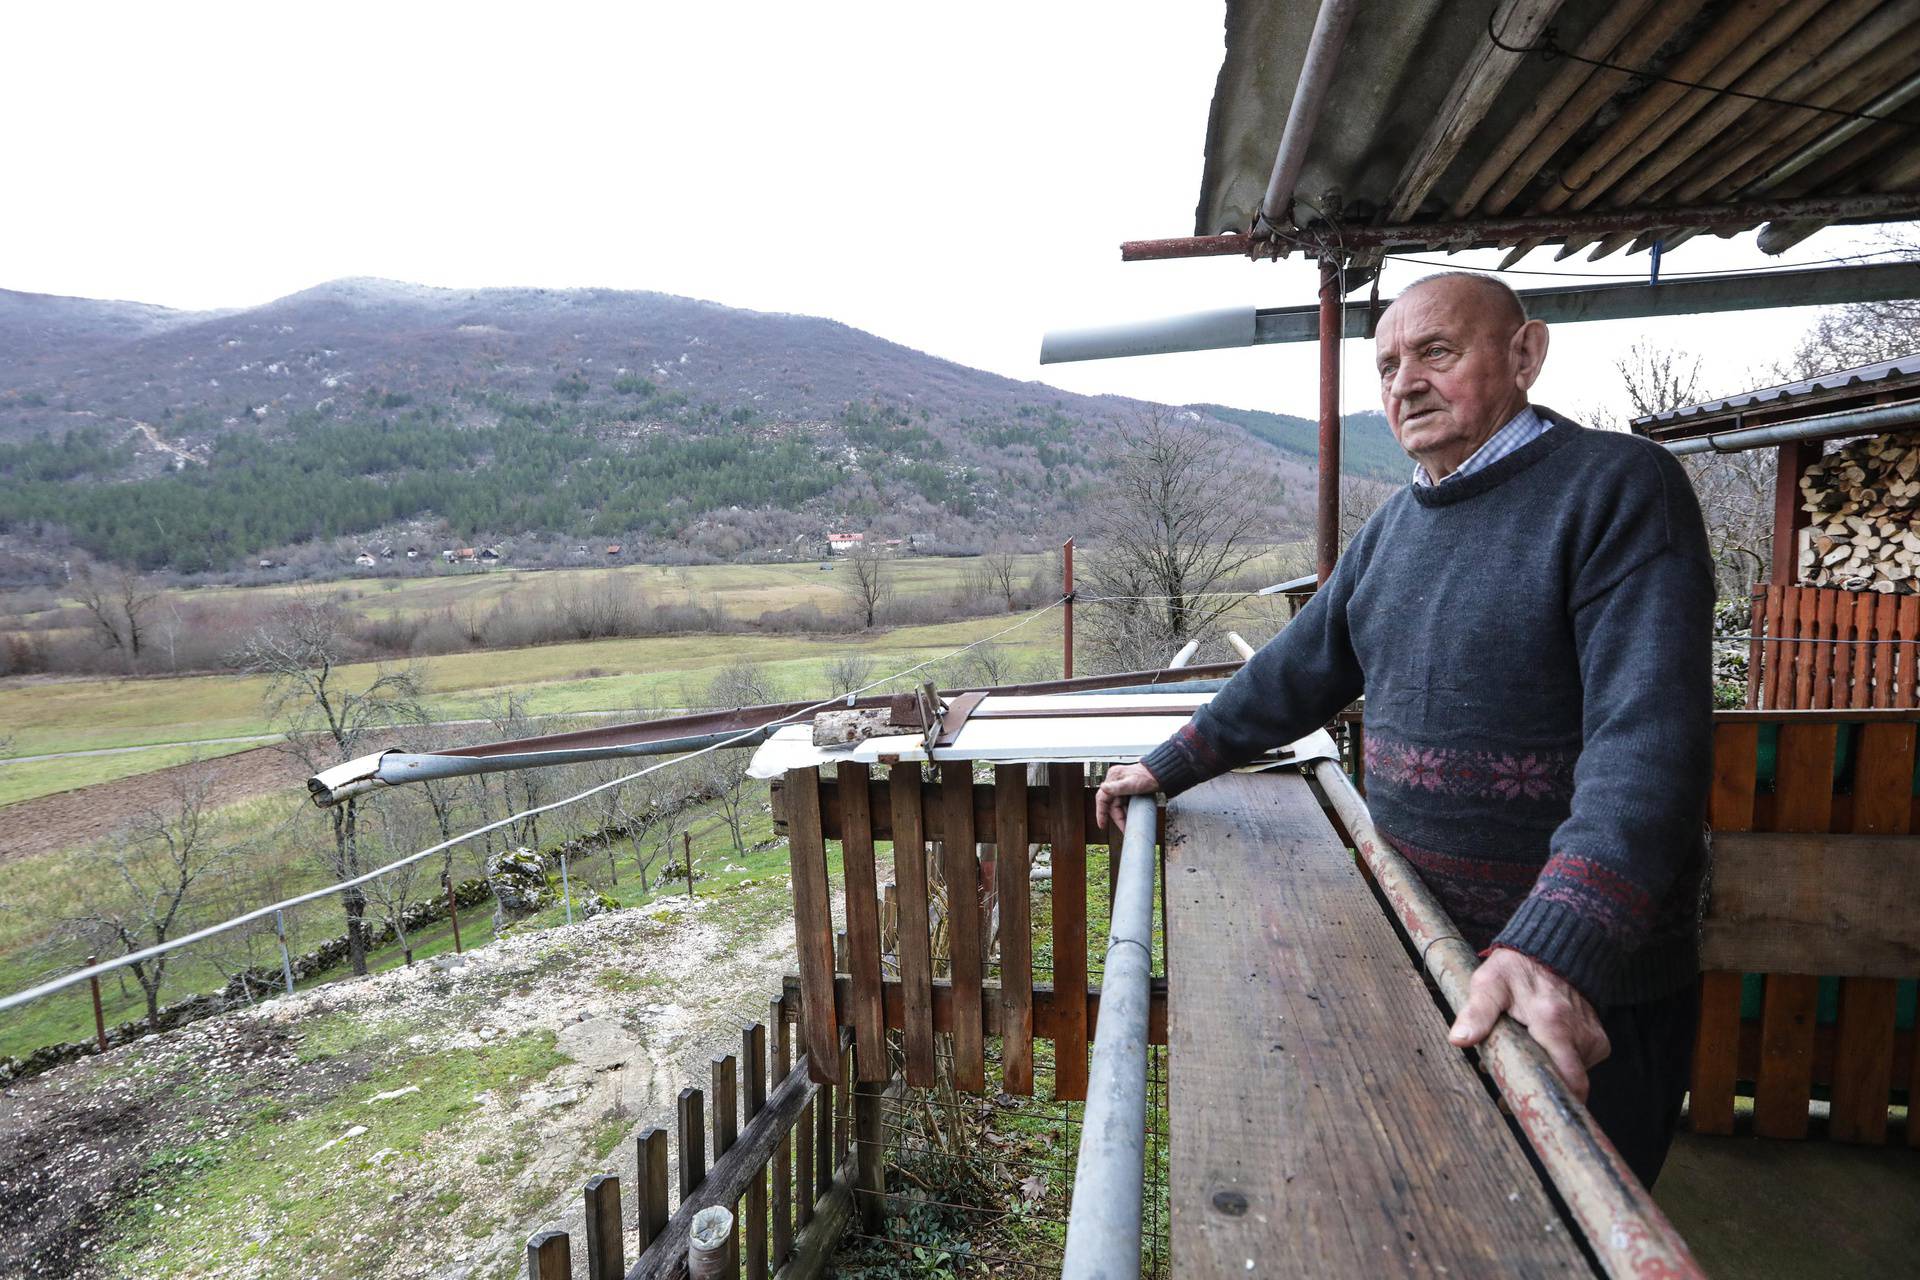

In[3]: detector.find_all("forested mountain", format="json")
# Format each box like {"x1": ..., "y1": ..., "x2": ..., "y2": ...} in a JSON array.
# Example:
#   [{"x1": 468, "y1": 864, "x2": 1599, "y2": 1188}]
[{"x1": 0, "y1": 279, "x2": 1403, "y2": 574}]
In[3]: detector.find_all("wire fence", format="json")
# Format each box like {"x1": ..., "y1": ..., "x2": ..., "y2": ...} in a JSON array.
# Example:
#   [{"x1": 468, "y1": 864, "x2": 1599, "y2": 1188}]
[{"x1": 0, "y1": 600, "x2": 1069, "y2": 1024}]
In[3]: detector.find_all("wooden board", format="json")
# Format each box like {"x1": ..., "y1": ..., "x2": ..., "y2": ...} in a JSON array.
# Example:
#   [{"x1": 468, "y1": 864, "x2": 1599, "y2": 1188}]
[
  {"x1": 1047, "y1": 762, "x2": 1089, "y2": 1102},
  {"x1": 940, "y1": 762, "x2": 986, "y2": 1092},
  {"x1": 1165, "y1": 772, "x2": 1589, "y2": 1277},
  {"x1": 1831, "y1": 721, "x2": 1915, "y2": 1143},
  {"x1": 836, "y1": 764, "x2": 887, "y2": 1082},
  {"x1": 1692, "y1": 720, "x2": 1758, "y2": 1135},
  {"x1": 1752, "y1": 722, "x2": 1834, "y2": 1140},
  {"x1": 784, "y1": 769, "x2": 840, "y2": 1086},
  {"x1": 1698, "y1": 832, "x2": 1920, "y2": 978},
  {"x1": 888, "y1": 766, "x2": 937, "y2": 1087},
  {"x1": 993, "y1": 764, "x2": 1034, "y2": 1096}
]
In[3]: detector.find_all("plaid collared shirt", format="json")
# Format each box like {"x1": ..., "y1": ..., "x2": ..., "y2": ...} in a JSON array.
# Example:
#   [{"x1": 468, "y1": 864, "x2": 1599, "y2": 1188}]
[{"x1": 1412, "y1": 405, "x2": 1550, "y2": 487}]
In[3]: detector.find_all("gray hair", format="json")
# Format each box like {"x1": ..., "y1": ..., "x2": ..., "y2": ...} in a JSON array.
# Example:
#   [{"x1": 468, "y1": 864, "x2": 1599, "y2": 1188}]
[{"x1": 1397, "y1": 271, "x2": 1529, "y2": 329}]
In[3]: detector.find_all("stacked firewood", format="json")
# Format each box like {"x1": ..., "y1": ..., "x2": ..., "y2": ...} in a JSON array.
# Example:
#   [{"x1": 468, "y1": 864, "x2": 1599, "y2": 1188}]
[{"x1": 1798, "y1": 432, "x2": 1920, "y2": 593}]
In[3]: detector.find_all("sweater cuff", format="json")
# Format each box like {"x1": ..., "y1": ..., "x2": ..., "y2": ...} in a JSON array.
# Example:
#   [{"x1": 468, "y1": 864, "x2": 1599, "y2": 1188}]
[
  {"x1": 1492, "y1": 895, "x2": 1620, "y2": 1008},
  {"x1": 1139, "y1": 723, "x2": 1225, "y2": 799}
]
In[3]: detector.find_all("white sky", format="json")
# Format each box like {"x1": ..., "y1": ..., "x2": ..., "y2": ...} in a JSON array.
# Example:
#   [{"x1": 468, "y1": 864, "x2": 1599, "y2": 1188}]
[{"x1": 0, "y1": 2, "x2": 1899, "y2": 423}]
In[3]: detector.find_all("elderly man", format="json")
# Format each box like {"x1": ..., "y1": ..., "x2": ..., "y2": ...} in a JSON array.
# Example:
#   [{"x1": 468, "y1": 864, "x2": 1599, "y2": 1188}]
[{"x1": 1095, "y1": 272, "x2": 1712, "y2": 1187}]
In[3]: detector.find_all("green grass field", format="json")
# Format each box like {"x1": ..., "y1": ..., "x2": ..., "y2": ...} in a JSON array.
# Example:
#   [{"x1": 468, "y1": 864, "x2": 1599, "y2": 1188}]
[{"x1": 0, "y1": 612, "x2": 1063, "y2": 763}]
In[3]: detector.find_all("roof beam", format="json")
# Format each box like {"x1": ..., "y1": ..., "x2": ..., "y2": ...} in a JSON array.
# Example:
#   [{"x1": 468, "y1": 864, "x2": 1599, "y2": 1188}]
[
  {"x1": 1040, "y1": 262, "x2": 1920, "y2": 363},
  {"x1": 1119, "y1": 191, "x2": 1920, "y2": 260}
]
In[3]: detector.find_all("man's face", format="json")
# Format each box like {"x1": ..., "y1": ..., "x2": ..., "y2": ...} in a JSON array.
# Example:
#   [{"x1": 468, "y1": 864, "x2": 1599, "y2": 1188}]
[{"x1": 1374, "y1": 279, "x2": 1539, "y2": 475}]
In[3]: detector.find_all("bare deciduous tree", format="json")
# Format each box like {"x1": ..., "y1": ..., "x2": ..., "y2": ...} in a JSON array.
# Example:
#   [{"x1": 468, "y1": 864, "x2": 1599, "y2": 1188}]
[
  {"x1": 233, "y1": 590, "x2": 426, "y2": 976},
  {"x1": 705, "y1": 660, "x2": 778, "y2": 709},
  {"x1": 61, "y1": 769, "x2": 235, "y2": 1024},
  {"x1": 824, "y1": 653, "x2": 876, "y2": 698},
  {"x1": 1616, "y1": 340, "x2": 1774, "y2": 596},
  {"x1": 1080, "y1": 408, "x2": 1269, "y2": 672},
  {"x1": 838, "y1": 543, "x2": 894, "y2": 629},
  {"x1": 976, "y1": 548, "x2": 1021, "y2": 612},
  {"x1": 72, "y1": 561, "x2": 162, "y2": 663}
]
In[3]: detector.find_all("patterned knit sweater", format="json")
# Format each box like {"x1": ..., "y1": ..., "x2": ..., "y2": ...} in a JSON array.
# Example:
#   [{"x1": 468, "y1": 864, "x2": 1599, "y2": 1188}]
[{"x1": 1142, "y1": 413, "x2": 1713, "y2": 1007}]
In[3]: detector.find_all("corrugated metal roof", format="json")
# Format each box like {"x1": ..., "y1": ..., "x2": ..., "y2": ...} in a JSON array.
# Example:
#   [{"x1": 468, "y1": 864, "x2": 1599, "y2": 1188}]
[
  {"x1": 1194, "y1": 0, "x2": 1920, "y2": 259},
  {"x1": 1632, "y1": 351, "x2": 1920, "y2": 434}
]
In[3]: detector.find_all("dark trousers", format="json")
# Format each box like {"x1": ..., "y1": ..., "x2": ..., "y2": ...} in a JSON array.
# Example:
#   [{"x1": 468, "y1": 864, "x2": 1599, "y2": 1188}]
[{"x1": 1583, "y1": 980, "x2": 1699, "y2": 1188}]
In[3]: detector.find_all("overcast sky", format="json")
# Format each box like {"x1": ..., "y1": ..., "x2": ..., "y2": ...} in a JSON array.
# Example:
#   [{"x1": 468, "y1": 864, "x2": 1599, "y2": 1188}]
[{"x1": 1, "y1": 2, "x2": 1899, "y2": 423}]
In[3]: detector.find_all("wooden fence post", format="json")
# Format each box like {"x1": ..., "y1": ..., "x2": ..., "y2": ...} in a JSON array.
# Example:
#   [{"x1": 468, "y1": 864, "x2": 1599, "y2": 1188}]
[
  {"x1": 743, "y1": 1021, "x2": 769, "y2": 1280},
  {"x1": 679, "y1": 1087, "x2": 707, "y2": 1201},
  {"x1": 583, "y1": 1174, "x2": 623, "y2": 1280},
  {"x1": 635, "y1": 1127, "x2": 670, "y2": 1252},
  {"x1": 771, "y1": 995, "x2": 794, "y2": 1262},
  {"x1": 685, "y1": 831, "x2": 696, "y2": 900},
  {"x1": 86, "y1": 955, "x2": 106, "y2": 1052},
  {"x1": 711, "y1": 1054, "x2": 739, "y2": 1280},
  {"x1": 854, "y1": 1076, "x2": 887, "y2": 1233},
  {"x1": 526, "y1": 1229, "x2": 570, "y2": 1280}
]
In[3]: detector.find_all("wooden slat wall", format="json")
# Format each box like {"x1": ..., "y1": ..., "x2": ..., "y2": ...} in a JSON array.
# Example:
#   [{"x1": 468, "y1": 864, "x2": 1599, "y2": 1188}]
[
  {"x1": 1692, "y1": 715, "x2": 1920, "y2": 1144},
  {"x1": 781, "y1": 762, "x2": 1114, "y2": 1099},
  {"x1": 1751, "y1": 584, "x2": 1920, "y2": 710}
]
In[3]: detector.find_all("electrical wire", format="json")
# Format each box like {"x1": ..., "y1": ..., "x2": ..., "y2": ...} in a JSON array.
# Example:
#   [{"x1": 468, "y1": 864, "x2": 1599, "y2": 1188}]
[{"x1": 0, "y1": 599, "x2": 1068, "y2": 1016}]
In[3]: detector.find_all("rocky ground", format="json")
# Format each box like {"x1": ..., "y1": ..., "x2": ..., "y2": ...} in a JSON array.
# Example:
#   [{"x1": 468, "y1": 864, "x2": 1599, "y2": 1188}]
[{"x1": 0, "y1": 886, "x2": 799, "y2": 1279}]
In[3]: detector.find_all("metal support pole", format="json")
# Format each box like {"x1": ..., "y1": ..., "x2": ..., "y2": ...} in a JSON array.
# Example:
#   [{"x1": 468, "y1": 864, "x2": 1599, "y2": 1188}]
[
  {"x1": 1063, "y1": 537, "x2": 1075, "y2": 678},
  {"x1": 560, "y1": 851, "x2": 574, "y2": 926},
  {"x1": 1061, "y1": 794, "x2": 1159, "y2": 1279},
  {"x1": 684, "y1": 831, "x2": 696, "y2": 900},
  {"x1": 1317, "y1": 259, "x2": 1343, "y2": 586},
  {"x1": 445, "y1": 875, "x2": 463, "y2": 955},
  {"x1": 273, "y1": 911, "x2": 295, "y2": 996},
  {"x1": 86, "y1": 954, "x2": 106, "y2": 1052}
]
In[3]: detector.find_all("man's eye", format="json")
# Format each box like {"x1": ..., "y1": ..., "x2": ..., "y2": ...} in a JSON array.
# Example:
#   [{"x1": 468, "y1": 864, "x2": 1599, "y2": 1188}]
[
  {"x1": 1425, "y1": 345, "x2": 1447, "y2": 359},
  {"x1": 1379, "y1": 364, "x2": 1396, "y2": 377}
]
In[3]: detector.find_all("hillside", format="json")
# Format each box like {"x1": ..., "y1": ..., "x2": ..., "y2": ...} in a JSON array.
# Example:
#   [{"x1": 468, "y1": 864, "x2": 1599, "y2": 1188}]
[{"x1": 0, "y1": 279, "x2": 1400, "y2": 575}]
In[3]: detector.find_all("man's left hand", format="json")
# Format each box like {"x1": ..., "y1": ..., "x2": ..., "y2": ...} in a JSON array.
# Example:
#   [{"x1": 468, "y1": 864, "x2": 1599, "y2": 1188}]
[{"x1": 1448, "y1": 946, "x2": 1610, "y2": 1103}]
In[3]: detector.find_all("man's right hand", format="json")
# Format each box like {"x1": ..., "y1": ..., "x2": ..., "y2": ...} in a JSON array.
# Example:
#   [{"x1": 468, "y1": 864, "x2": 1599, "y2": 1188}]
[{"x1": 1095, "y1": 762, "x2": 1160, "y2": 833}]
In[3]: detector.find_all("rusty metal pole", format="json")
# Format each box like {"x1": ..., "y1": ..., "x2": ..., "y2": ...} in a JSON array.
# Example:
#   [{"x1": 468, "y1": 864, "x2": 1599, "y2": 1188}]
[
  {"x1": 684, "y1": 831, "x2": 696, "y2": 900},
  {"x1": 86, "y1": 954, "x2": 106, "y2": 1052},
  {"x1": 445, "y1": 874, "x2": 463, "y2": 955},
  {"x1": 1062, "y1": 537, "x2": 1075, "y2": 678},
  {"x1": 1317, "y1": 259, "x2": 1342, "y2": 585}
]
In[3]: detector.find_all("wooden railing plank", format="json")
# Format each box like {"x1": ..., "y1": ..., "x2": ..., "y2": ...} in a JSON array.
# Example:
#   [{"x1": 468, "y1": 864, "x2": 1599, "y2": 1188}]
[
  {"x1": 887, "y1": 766, "x2": 937, "y2": 1087},
  {"x1": 528, "y1": 1230, "x2": 570, "y2": 1280},
  {"x1": 743, "y1": 1022, "x2": 769, "y2": 1280},
  {"x1": 770, "y1": 998, "x2": 793, "y2": 1265},
  {"x1": 784, "y1": 770, "x2": 840, "y2": 1086},
  {"x1": 837, "y1": 764, "x2": 887, "y2": 1082},
  {"x1": 635, "y1": 1127, "x2": 669, "y2": 1252},
  {"x1": 583, "y1": 1174, "x2": 624, "y2": 1280},
  {"x1": 993, "y1": 764, "x2": 1034, "y2": 1096},
  {"x1": 1047, "y1": 762, "x2": 1089, "y2": 1102},
  {"x1": 1810, "y1": 589, "x2": 1837, "y2": 708},
  {"x1": 1792, "y1": 586, "x2": 1816, "y2": 708},
  {"x1": 1752, "y1": 720, "x2": 1835, "y2": 1139},
  {"x1": 1873, "y1": 595, "x2": 1900, "y2": 708},
  {"x1": 940, "y1": 762, "x2": 987, "y2": 1092},
  {"x1": 1831, "y1": 721, "x2": 1915, "y2": 1143},
  {"x1": 1900, "y1": 596, "x2": 1920, "y2": 708},
  {"x1": 712, "y1": 1054, "x2": 740, "y2": 1279},
  {"x1": 1692, "y1": 720, "x2": 1758, "y2": 1135}
]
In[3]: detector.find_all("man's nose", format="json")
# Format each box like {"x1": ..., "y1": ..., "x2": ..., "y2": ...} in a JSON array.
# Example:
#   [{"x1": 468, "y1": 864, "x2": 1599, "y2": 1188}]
[{"x1": 1388, "y1": 361, "x2": 1426, "y2": 402}]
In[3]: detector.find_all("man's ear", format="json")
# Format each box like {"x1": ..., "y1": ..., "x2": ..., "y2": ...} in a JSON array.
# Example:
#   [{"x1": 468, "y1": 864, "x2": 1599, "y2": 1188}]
[{"x1": 1510, "y1": 318, "x2": 1549, "y2": 391}]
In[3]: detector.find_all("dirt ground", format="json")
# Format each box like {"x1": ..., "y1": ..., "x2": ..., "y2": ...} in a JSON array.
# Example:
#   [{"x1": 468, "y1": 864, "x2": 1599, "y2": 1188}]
[
  {"x1": 0, "y1": 745, "x2": 303, "y2": 864},
  {"x1": 0, "y1": 889, "x2": 800, "y2": 1279}
]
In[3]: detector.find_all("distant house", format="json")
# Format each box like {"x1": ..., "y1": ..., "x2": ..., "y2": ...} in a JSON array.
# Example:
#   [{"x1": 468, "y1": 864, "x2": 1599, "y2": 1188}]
[
  {"x1": 354, "y1": 553, "x2": 378, "y2": 568},
  {"x1": 405, "y1": 546, "x2": 420, "y2": 560},
  {"x1": 605, "y1": 544, "x2": 623, "y2": 557},
  {"x1": 827, "y1": 532, "x2": 864, "y2": 555},
  {"x1": 571, "y1": 545, "x2": 590, "y2": 556},
  {"x1": 444, "y1": 547, "x2": 479, "y2": 564},
  {"x1": 479, "y1": 547, "x2": 502, "y2": 562},
  {"x1": 257, "y1": 558, "x2": 277, "y2": 570},
  {"x1": 378, "y1": 545, "x2": 395, "y2": 560}
]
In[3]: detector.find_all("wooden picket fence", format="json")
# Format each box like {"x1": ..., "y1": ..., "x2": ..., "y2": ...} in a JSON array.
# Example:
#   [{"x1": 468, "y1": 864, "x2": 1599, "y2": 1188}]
[
  {"x1": 1748, "y1": 583, "x2": 1920, "y2": 710},
  {"x1": 778, "y1": 761, "x2": 1161, "y2": 1101},
  {"x1": 1691, "y1": 711, "x2": 1920, "y2": 1144},
  {"x1": 523, "y1": 991, "x2": 891, "y2": 1280}
]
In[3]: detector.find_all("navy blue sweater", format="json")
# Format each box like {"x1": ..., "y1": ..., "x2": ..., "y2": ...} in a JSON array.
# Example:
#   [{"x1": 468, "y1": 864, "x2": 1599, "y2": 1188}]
[{"x1": 1143, "y1": 414, "x2": 1713, "y2": 1006}]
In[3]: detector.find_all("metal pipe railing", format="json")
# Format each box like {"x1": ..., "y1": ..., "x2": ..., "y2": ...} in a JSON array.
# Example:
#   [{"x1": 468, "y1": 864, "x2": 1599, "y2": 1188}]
[
  {"x1": 1662, "y1": 397, "x2": 1920, "y2": 456},
  {"x1": 1060, "y1": 791, "x2": 1159, "y2": 1279},
  {"x1": 1062, "y1": 641, "x2": 1197, "y2": 1277}
]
